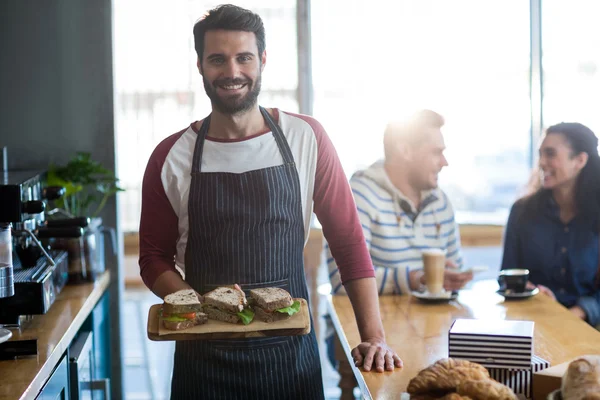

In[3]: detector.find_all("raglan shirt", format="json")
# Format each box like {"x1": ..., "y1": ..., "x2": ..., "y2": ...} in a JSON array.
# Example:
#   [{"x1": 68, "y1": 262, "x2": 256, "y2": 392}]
[{"x1": 139, "y1": 109, "x2": 374, "y2": 289}]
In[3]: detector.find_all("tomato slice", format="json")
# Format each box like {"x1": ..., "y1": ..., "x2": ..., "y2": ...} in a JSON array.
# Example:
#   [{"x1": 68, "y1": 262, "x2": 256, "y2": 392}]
[{"x1": 178, "y1": 312, "x2": 196, "y2": 320}]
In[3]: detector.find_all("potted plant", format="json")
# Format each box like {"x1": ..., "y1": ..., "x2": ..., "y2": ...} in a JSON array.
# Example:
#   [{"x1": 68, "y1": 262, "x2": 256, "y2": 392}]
[{"x1": 46, "y1": 152, "x2": 124, "y2": 282}]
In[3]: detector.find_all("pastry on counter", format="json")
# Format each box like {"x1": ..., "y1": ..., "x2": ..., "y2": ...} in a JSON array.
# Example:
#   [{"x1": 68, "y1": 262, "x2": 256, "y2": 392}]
[
  {"x1": 457, "y1": 379, "x2": 517, "y2": 400},
  {"x1": 440, "y1": 394, "x2": 473, "y2": 400},
  {"x1": 406, "y1": 357, "x2": 518, "y2": 400},
  {"x1": 407, "y1": 358, "x2": 489, "y2": 394},
  {"x1": 561, "y1": 355, "x2": 600, "y2": 400},
  {"x1": 410, "y1": 393, "x2": 472, "y2": 400}
]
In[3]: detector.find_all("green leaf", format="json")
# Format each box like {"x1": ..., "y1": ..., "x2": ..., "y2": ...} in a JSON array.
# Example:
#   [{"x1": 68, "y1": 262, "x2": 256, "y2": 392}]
[
  {"x1": 46, "y1": 152, "x2": 126, "y2": 216},
  {"x1": 237, "y1": 308, "x2": 255, "y2": 325},
  {"x1": 162, "y1": 315, "x2": 188, "y2": 322},
  {"x1": 159, "y1": 308, "x2": 187, "y2": 322},
  {"x1": 276, "y1": 301, "x2": 301, "y2": 316}
]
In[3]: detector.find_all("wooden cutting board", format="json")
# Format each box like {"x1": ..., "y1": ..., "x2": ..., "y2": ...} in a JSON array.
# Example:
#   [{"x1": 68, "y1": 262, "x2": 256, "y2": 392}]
[{"x1": 147, "y1": 298, "x2": 311, "y2": 341}]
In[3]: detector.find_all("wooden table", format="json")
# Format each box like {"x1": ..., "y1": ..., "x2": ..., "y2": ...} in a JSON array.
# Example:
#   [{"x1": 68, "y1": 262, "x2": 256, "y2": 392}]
[
  {"x1": 328, "y1": 280, "x2": 600, "y2": 400},
  {"x1": 0, "y1": 271, "x2": 110, "y2": 400}
]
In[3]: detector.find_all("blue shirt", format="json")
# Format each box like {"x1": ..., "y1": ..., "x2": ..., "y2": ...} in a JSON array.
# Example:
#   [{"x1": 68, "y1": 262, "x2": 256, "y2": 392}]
[{"x1": 501, "y1": 192, "x2": 600, "y2": 326}]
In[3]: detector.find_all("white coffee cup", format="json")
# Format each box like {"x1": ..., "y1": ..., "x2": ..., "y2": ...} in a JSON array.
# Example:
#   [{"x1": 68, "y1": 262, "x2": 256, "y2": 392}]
[{"x1": 422, "y1": 248, "x2": 446, "y2": 295}]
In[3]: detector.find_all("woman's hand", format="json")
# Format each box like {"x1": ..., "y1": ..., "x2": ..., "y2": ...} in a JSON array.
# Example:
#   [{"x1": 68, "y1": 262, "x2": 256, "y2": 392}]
[
  {"x1": 569, "y1": 306, "x2": 587, "y2": 320},
  {"x1": 527, "y1": 281, "x2": 556, "y2": 300}
]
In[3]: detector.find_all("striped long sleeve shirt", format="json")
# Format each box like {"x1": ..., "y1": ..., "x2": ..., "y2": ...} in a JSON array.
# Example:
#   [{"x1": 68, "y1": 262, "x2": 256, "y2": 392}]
[{"x1": 327, "y1": 160, "x2": 463, "y2": 295}]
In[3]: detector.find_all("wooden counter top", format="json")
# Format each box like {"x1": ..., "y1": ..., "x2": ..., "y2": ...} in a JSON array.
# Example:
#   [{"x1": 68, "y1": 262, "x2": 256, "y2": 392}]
[
  {"x1": 328, "y1": 279, "x2": 600, "y2": 400},
  {"x1": 0, "y1": 271, "x2": 111, "y2": 400}
]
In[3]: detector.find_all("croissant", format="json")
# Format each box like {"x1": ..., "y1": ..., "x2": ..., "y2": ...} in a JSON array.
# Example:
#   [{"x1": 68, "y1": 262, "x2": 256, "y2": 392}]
[
  {"x1": 410, "y1": 392, "x2": 473, "y2": 400},
  {"x1": 407, "y1": 358, "x2": 490, "y2": 394},
  {"x1": 440, "y1": 393, "x2": 473, "y2": 400},
  {"x1": 456, "y1": 379, "x2": 517, "y2": 400}
]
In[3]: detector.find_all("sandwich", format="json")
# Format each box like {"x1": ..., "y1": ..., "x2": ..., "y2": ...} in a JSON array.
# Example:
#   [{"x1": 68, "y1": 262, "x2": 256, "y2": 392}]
[
  {"x1": 248, "y1": 287, "x2": 301, "y2": 323},
  {"x1": 161, "y1": 289, "x2": 207, "y2": 330},
  {"x1": 202, "y1": 285, "x2": 255, "y2": 325}
]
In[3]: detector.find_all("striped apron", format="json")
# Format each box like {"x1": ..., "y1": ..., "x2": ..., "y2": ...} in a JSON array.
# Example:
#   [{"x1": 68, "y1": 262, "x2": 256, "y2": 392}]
[{"x1": 170, "y1": 107, "x2": 324, "y2": 399}]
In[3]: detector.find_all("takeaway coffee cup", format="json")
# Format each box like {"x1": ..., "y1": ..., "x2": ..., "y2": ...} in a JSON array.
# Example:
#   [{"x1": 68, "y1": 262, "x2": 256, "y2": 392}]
[
  {"x1": 422, "y1": 248, "x2": 446, "y2": 295},
  {"x1": 498, "y1": 269, "x2": 529, "y2": 293}
]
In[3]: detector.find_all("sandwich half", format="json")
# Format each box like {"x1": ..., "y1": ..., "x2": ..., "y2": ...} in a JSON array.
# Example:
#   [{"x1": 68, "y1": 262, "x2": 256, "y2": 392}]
[
  {"x1": 203, "y1": 286, "x2": 255, "y2": 325},
  {"x1": 249, "y1": 288, "x2": 301, "y2": 323},
  {"x1": 162, "y1": 289, "x2": 207, "y2": 330}
]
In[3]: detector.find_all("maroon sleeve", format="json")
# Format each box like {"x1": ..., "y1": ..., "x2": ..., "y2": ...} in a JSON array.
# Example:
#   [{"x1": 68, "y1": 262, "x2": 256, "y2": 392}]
[
  {"x1": 138, "y1": 129, "x2": 186, "y2": 289},
  {"x1": 286, "y1": 112, "x2": 375, "y2": 283}
]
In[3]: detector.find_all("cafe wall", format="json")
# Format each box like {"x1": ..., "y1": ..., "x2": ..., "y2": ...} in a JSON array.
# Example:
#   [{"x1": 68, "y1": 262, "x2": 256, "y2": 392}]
[{"x1": 0, "y1": 1, "x2": 123, "y2": 398}]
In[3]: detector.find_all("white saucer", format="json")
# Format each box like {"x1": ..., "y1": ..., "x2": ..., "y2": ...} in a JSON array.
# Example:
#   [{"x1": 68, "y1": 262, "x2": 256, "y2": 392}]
[
  {"x1": 0, "y1": 328, "x2": 11, "y2": 344},
  {"x1": 496, "y1": 287, "x2": 539, "y2": 300},
  {"x1": 411, "y1": 290, "x2": 458, "y2": 303}
]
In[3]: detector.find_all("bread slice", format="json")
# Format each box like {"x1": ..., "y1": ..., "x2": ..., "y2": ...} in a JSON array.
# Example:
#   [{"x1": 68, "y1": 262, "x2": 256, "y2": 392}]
[
  {"x1": 249, "y1": 288, "x2": 293, "y2": 312},
  {"x1": 163, "y1": 289, "x2": 202, "y2": 314},
  {"x1": 162, "y1": 312, "x2": 207, "y2": 330},
  {"x1": 203, "y1": 306, "x2": 241, "y2": 324},
  {"x1": 203, "y1": 286, "x2": 247, "y2": 314},
  {"x1": 254, "y1": 306, "x2": 291, "y2": 323}
]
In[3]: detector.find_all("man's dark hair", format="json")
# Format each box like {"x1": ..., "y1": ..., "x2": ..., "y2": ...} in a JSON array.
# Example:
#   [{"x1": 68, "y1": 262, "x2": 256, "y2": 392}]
[{"x1": 193, "y1": 4, "x2": 266, "y2": 62}]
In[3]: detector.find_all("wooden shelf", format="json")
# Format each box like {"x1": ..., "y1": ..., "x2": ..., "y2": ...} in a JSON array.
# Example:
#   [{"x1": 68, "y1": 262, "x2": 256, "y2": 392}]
[{"x1": 0, "y1": 271, "x2": 111, "y2": 400}]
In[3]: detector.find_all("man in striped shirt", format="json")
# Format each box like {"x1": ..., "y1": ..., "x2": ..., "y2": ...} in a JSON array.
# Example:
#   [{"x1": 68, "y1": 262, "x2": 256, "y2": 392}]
[{"x1": 328, "y1": 110, "x2": 473, "y2": 296}]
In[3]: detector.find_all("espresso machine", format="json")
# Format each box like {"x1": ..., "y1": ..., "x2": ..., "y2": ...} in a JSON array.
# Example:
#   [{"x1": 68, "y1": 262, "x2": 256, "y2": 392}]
[
  {"x1": 0, "y1": 223, "x2": 12, "y2": 344},
  {"x1": 0, "y1": 149, "x2": 14, "y2": 344},
  {"x1": 0, "y1": 167, "x2": 85, "y2": 328}
]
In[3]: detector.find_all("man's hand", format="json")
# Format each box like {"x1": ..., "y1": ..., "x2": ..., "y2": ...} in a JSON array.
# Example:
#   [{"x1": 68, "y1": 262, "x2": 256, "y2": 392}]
[
  {"x1": 442, "y1": 260, "x2": 473, "y2": 291},
  {"x1": 351, "y1": 338, "x2": 403, "y2": 372}
]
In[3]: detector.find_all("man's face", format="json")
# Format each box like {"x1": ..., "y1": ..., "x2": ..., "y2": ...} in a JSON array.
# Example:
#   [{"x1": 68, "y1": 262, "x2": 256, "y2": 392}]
[
  {"x1": 199, "y1": 30, "x2": 265, "y2": 114},
  {"x1": 408, "y1": 128, "x2": 449, "y2": 190}
]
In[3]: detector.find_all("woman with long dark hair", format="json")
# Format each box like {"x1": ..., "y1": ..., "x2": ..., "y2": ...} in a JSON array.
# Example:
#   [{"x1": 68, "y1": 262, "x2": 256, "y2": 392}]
[{"x1": 501, "y1": 122, "x2": 600, "y2": 327}]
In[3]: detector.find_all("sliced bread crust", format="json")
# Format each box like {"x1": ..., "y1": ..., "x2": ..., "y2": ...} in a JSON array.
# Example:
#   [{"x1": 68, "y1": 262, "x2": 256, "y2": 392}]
[
  {"x1": 162, "y1": 312, "x2": 207, "y2": 330},
  {"x1": 253, "y1": 306, "x2": 291, "y2": 323},
  {"x1": 249, "y1": 288, "x2": 293, "y2": 312},
  {"x1": 164, "y1": 289, "x2": 202, "y2": 314},
  {"x1": 163, "y1": 302, "x2": 203, "y2": 315},
  {"x1": 203, "y1": 286, "x2": 247, "y2": 314},
  {"x1": 204, "y1": 306, "x2": 241, "y2": 324}
]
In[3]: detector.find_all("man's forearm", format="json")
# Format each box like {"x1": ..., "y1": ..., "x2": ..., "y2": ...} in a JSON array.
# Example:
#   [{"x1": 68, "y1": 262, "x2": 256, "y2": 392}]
[
  {"x1": 151, "y1": 270, "x2": 192, "y2": 299},
  {"x1": 343, "y1": 277, "x2": 386, "y2": 341}
]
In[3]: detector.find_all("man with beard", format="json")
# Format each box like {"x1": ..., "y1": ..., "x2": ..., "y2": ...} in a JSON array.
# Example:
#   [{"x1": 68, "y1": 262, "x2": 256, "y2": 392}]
[
  {"x1": 323, "y1": 110, "x2": 472, "y2": 371},
  {"x1": 138, "y1": 4, "x2": 402, "y2": 399}
]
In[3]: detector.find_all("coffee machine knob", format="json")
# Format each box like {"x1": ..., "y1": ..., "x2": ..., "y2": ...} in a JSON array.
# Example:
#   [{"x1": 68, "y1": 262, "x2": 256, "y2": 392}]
[
  {"x1": 43, "y1": 186, "x2": 66, "y2": 201},
  {"x1": 22, "y1": 200, "x2": 45, "y2": 214}
]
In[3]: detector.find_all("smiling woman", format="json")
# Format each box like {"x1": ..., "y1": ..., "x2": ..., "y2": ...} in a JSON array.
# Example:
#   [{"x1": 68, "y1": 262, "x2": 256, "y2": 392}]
[{"x1": 502, "y1": 122, "x2": 600, "y2": 327}]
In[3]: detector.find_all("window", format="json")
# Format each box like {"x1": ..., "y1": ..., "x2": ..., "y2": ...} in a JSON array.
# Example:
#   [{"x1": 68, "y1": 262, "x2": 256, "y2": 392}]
[
  {"x1": 312, "y1": 0, "x2": 532, "y2": 225},
  {"x1": 542, "y1": 0, "x2": 600, "y2": 134},
  {"x1": 114, "y1": 1, "x2": 600, "y2": 232},
  {"x1": 114, "y1": 0, "x2": 298, "y2": 232}
]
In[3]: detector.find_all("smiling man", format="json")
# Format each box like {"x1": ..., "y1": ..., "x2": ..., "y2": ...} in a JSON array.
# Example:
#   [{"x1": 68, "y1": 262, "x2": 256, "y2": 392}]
[
  {"x1": 138, "y1": 4, "x2": 402, "y2": 400},
  {"x1": 328, "y1": 110, "x2": 472, "y2": 296}
]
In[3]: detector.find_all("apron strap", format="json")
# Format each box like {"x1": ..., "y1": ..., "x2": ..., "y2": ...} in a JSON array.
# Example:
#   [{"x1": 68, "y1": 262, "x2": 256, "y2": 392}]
[
  {"x1": 191, "y1": 116, "x2": 211, "y2": 174},
  {"x1": 191, "y1": 107, "x2": 295, "y2": 174},
  {"x1": 259, "y1": 106, "x2": 295, "y2": 165}
]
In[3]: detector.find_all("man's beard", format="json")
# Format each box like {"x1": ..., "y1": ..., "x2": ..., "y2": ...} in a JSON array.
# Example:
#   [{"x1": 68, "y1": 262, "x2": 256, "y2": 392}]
[{"x1": 203, "y1": 73, "x2": 262, "y2": 115}]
